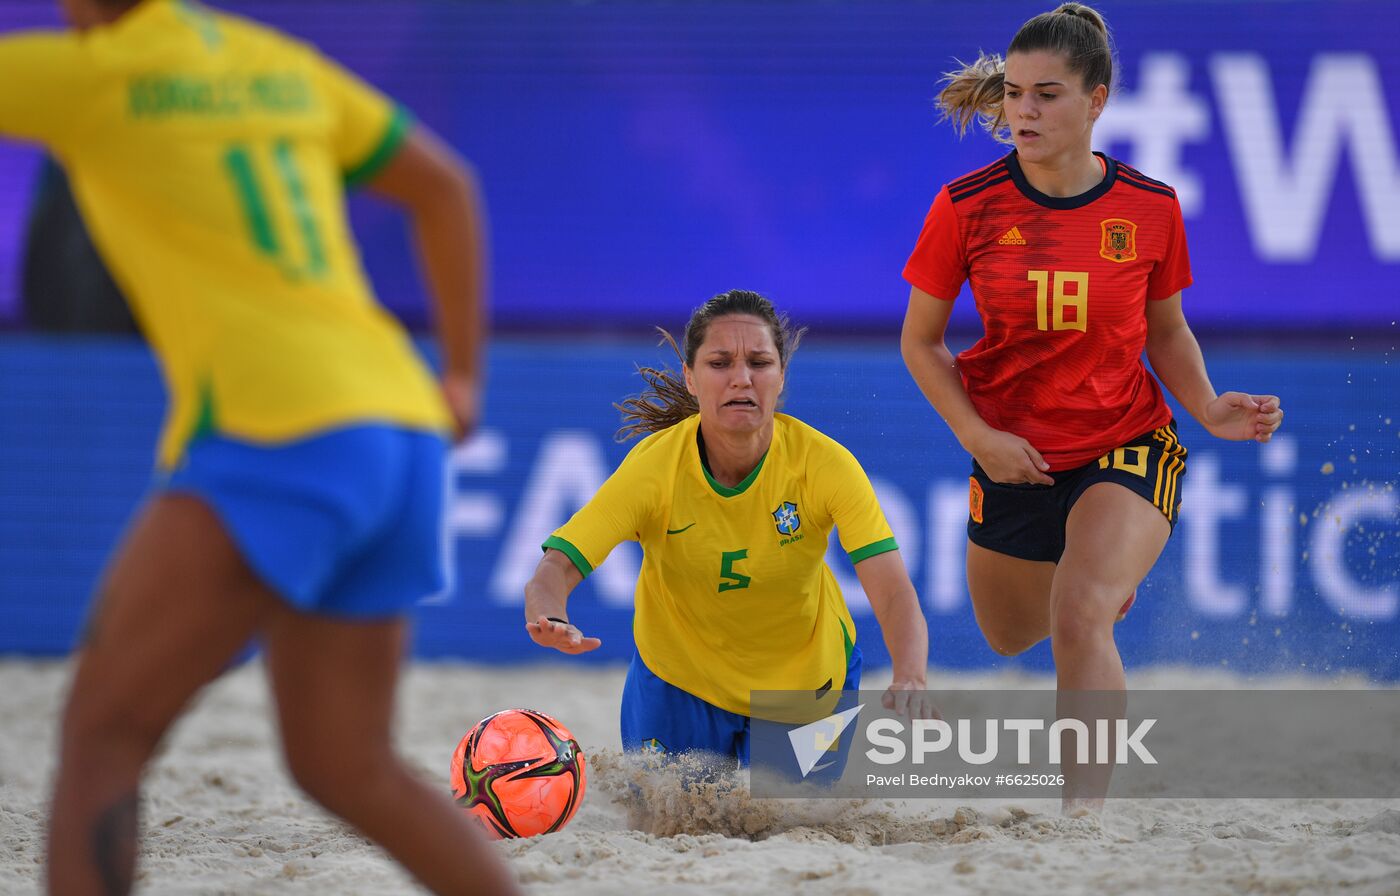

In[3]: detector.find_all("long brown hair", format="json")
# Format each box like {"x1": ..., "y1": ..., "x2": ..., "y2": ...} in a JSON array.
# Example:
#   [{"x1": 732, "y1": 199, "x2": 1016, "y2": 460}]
[
  {"x1": 936, "y1": 3, "x2": 1114, "y2": 142},
  {"x1": 615, "y1": 289, "x2": 804, "y2": 441}
]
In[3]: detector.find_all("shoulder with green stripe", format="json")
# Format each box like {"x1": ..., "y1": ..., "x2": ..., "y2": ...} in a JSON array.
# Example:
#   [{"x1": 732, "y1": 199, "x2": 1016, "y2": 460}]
[{"x1": 344, "y1": 104, "x2": 414, "y2": 187}]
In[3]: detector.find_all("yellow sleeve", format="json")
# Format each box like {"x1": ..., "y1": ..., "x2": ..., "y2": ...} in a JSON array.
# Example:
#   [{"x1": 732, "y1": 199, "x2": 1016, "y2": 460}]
[
  {"x1": 544, "y1": 443, "x2": 659, "y2": 577},
  {"x1": 0, "y1": 31, "x2": 100, "y2": 149},
  {"x1": 307, "y1": 50, "x2": 412, "y2": 185},
  {"x1": 821, "y1": 442, "x2": 898, "y2": 563}
]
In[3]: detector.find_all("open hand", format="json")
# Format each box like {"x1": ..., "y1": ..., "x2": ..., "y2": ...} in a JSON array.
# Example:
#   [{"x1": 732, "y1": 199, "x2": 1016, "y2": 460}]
[
  {"x1": 1203, "y1": 392, "x2": 1283, "y2": 443},
  {"x1": 525, "y1": 615, "x2": 602, "y2": 654}
]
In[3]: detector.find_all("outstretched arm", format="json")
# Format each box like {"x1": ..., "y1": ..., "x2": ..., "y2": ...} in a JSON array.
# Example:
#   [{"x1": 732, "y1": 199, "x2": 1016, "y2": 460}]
[
  {"x1": 523, "y1": 549, "x2": 602, "y2": 654},
  {"x1": 365, "y1": 125, "x2": 489, "y2": 442},
  {"x1": 854, "y1": 550, "x2": 937, "y2": 718},
  {"x1": 1145, "y1": 293, "x2": 1283, "y2": 443}
]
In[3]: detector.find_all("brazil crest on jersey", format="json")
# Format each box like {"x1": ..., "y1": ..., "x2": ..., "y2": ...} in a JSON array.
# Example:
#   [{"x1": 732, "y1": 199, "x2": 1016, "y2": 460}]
[
  {"x1": 903, "y1": 151, "x2": 1193, "y2": 470},
  {"x1": 0, "y1": 0, "x2": 449, "y2": 467},
  {"x1": 546, "y1": 414, "x2": 897, "y2": 718}
]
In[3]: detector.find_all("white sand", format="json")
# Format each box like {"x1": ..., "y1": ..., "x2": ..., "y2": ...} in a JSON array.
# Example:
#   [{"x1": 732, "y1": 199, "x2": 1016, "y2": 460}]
[{"x1": 3, "y1": 659, "x2": 1400, "y2": 895}]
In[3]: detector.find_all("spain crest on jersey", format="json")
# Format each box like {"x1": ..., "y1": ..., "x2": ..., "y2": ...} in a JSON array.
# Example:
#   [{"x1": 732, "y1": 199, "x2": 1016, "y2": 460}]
[
  {"x1": 1099, "y1": 218, "x2": 1138, "y2": 263},
  {"x1": 772, "y1": 501, "x2": 801, "y2": 536}
]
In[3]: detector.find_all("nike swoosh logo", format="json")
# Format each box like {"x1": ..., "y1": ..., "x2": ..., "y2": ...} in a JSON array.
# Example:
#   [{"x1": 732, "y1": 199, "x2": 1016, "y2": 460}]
[{"x1": 666, "y1": 523, "x2": 696, "y2": 535}]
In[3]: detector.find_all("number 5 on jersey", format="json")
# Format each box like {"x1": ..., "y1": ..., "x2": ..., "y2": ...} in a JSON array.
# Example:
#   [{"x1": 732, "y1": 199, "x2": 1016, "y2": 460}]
[
  {"x1": 718, "y1": 549, "x2": 751, "y2": 592},
  {"x1": 1027, "y1": 270, "x2": 1088, "y2": 332}
]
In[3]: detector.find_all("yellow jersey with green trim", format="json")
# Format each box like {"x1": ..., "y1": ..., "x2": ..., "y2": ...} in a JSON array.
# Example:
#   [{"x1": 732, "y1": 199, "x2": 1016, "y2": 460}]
[
  {"x1": 546, "y1": 413, "x2": 897, "y2": 718},
  {"x1": 0, "y1": 0, "x2": 449, "y2": 467}
]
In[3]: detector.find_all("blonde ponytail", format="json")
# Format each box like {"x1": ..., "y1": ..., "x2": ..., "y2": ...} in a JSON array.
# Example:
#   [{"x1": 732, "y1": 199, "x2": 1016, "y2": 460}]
[{"x1": 936, "y1": 52, "x2": 1010, "y2": 142}]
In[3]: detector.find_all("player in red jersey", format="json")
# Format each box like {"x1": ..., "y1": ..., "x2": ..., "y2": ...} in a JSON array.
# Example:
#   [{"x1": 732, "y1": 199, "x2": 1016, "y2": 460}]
[{"x1": 900, "y1": 3, "x2": 1283, "y2": 808}]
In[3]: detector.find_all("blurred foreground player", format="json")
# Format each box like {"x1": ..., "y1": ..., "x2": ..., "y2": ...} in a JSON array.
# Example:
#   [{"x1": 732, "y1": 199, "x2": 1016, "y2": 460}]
[{"x1": 0, "y1": 0, "x2": 520, "y2": 892}]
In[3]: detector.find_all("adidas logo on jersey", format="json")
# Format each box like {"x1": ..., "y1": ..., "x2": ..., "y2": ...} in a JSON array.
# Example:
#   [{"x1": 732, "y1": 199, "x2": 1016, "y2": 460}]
[{"x1": 998, "y1": 226, "x2": 1028, "y2": 246}]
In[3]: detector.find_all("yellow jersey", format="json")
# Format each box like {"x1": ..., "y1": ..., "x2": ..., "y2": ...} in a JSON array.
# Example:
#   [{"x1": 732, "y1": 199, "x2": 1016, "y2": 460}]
[
  {"x1": 547, "y1": 413, "x2": 897, "y2": 717},
  {"x1": 0, "y1": 0, "x2": 449, "y2": 467}
]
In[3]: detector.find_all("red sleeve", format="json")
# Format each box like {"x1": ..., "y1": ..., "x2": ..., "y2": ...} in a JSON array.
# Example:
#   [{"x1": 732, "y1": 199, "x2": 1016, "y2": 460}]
[
  {"x1": 1147, "y1": 196, "x2": 1193, "y2": 301},
  {"x1": 902, "y1": 186, "x2": 967, "y2": 301}
]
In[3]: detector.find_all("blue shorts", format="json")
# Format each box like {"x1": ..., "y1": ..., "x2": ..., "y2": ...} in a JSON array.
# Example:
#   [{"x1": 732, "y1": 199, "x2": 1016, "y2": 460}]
[
  {"x1": 620, "y1": 645, "x2": 863, "y2": 779},
  {"x1": 161, "y1": 426, "x2": 448, "y2": 618}
]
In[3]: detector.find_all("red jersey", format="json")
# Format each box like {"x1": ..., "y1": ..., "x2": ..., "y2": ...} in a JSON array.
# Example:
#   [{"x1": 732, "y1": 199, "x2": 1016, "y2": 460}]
[{"x1": 903, "y1": 151, "x2": 1192, "y2": 470}]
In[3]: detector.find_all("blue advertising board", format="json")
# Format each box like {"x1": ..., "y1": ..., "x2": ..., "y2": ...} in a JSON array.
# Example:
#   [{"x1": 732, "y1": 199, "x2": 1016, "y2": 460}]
[
  {"x1": 1, "y1": 1, "x2": 1398, "y2": 331},
  {"x1": 2, "y1": 337, "x2": 1397, "y2": 680}
]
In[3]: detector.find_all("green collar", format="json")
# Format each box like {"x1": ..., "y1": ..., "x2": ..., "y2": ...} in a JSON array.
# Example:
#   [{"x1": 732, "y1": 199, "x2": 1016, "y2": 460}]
[
  {"x1": 702, "y1": 449, "x2": 767, "y2": 497},
  {"x1": 697, "y1": 425, "x2": 769, "y2": 497}
]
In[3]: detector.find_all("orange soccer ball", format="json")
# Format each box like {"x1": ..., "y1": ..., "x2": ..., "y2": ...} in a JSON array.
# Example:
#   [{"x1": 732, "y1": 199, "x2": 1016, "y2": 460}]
[{"x1": 450, "y1": 709, "x2": 587, "y2": 839}]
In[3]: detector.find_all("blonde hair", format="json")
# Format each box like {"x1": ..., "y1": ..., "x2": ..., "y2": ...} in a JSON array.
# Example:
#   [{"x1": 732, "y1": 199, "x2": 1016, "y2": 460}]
[{"x1": 936, "y1": 3, "x2": 1113, "y2": 143}]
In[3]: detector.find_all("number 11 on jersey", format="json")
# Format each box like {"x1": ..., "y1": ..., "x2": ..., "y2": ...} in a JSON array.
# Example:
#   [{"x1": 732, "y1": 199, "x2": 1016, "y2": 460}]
[{"x1": 224, "y1": 139, "x2": 328, "y2": 282}]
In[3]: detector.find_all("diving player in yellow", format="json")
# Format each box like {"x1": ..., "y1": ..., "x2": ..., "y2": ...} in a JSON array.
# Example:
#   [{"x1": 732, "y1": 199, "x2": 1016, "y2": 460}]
[
  {"x1": 0, "y1": 1, "x2": 520, "y2": 894},
  {"x1": 524, "y1": 290, "x2": 935, "y2": 774}
]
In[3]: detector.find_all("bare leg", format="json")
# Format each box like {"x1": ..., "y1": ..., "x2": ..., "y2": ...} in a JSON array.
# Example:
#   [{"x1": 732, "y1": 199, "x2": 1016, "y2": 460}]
[
  {"x1": 1051, "y1": 483, "x2": 1170, "y2": 811},
  {"x1": 966, "y1": 541, "x2": 1056, "y2": 655},
  {"x1": 47, "y1": 495, "x2": 277, "y2": 895},
  {"x1": 264, "y1": 608, "x2": 523, "y2": 896}
]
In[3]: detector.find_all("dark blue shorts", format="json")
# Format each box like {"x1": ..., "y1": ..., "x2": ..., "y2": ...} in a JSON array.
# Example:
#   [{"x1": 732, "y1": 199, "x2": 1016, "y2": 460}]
[
  {"x1": 160, "y1": 425, "x2": 448, "y2": 618},
  {"x1": 968, "y1": 421, "x2": 1188, "y2": 563},
  {"x1": 620, "y1": 645, "x2": 863, "y2": 780}
]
